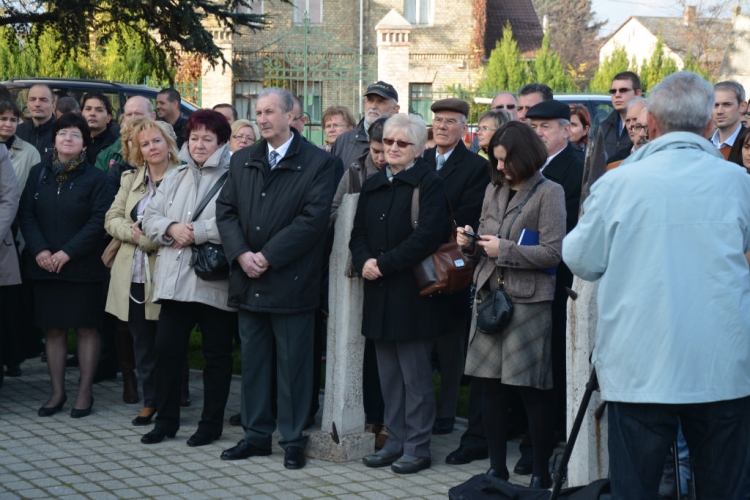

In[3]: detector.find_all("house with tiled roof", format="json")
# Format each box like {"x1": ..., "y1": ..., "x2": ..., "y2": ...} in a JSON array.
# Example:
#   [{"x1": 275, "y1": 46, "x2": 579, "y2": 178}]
[
  {"x1": 200, "y1": 0, "x2": 543, "y2": 140},
  {"x1": 599, "y1": 6, "x2": 731, "y2": 77}
]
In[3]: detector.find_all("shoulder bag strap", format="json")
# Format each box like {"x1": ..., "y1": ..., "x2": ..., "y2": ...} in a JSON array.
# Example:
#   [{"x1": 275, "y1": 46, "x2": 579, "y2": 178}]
[
  {"x1": 410, "y1": 180, "x2": 457, "y2": 234},
  {"x1": 191, "y1": 171, "x2": 229, "y2": 223}
]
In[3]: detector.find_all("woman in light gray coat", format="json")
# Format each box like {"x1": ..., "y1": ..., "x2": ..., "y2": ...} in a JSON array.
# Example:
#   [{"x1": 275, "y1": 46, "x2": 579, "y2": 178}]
[
  {"x1": 0, "y1": 143, "x2": 20, "y2": 389},
  {"x1": 457, "y1": 122, "x2": 566, "y2": 488},
  {"x1": 141, "y1": 110, "x2": 237, "y2": 447}
]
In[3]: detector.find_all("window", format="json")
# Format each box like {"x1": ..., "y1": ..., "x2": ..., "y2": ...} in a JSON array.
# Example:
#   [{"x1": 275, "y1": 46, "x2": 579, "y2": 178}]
[
  {"x1": 409, "y1": 83, "x2": 432, "y2": 120},
  {"x1": 293, "y1": 0, "x2": 322, "y2": 25},
  {"x1": 234, "y1": 0, "x2": 262, "y2": 14},
  {"x1": 404, "y1": 0, "x2": 433, "y2": 25},
  {"x1": 234, "y1": 81, "x2": 264, "y2": 120}
]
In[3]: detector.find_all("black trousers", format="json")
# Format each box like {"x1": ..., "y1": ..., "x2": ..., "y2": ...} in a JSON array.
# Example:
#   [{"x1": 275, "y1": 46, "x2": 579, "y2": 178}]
[{"x1": 153, "y1": 300, "x2": 237, "y2": 434}]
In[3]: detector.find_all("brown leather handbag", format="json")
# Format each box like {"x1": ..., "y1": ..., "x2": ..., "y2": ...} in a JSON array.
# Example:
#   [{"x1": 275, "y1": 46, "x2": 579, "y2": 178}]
[{"x1": 410, "y1": 183, "x2": 474, "y2": 297}]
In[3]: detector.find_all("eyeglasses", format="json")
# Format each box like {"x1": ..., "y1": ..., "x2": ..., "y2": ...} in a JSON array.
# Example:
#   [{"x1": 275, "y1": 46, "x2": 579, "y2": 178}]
[
  {"x1": 629, "y1": 124, "x2": 648, "y2": 134},
  {"x1": 293, "y1": 115, "x2": 304, "y2": 121},
  {"x1": 324, "y1": 123, "x2": 347, "y2": 130},
  {"x1": 56, "y1": 130, "x2": 83, "y2": 140},
  {"x1": 609, "y1": 87, "x2": 634, "y2": 95},
  {"x1": 742, "y1": 112, "x2": 750, "y2": 117},
  {"x1": 433, "y1": 117, "x2": 464, "y2": 126},
  {"x1": 493, "y1": 104, "x2": 516, "y2": 110},
  {"x1": 477, "y1": 126, "x2": 497, "y2": 133},
  {"x1": 232, "y1": 134, "x2": 254, "y2": 142},
  {"x1": 383, "y1": 138, "x2": 413, "y2": 148}
]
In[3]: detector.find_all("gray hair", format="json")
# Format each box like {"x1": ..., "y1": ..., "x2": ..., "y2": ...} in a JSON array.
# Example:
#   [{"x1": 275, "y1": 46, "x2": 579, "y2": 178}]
[
  {"x1": 258, "y1": 88, "x2": 294, "y2": 114},
  {"x1": 383, "y1": 114, "x2": 428, "y2": 157},
  {"x1": 647, "y1": 71, "x2": 714, "y2": 135},
  {"x1": 627, "y1": 97, "x2": 647, "y2": 110},
  {"x1": 715, "y1": 81, "x2": 746, "y2": 104},
  {"x1": 479, "y1": 109, "x2": 512, "y2": 129}
]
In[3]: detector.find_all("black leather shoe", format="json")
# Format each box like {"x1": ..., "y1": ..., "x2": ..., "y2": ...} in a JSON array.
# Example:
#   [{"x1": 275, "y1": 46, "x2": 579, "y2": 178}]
[
  {"x1": 70, "y1": 398, "x2": 94, "y2": 418},
  {"x1": 529, "y1": 473, "x2": 553, "y2": 489},
  {"x1": 228, "y1": 413, "x2": 241, "y2": 426},
  {"x1": 132, "y1": 408, "x2": 155, "y2": 426},
  {"x1": 445, "y1": 446, "x2": 489, "y2": 465},
  {"x1": 514, "y1": 453, "x2": 534, "y2": 475},
  {"x1": 38, "y1": 395, "x2": 67, "y2": 417},
  {"x1": 362, "y1": 452, "x2": 401, "y2": 468},
  {"x1": 141, "y1": 428, "x2": 177, "y2": 444},
  {"x1": 283, "y1": 446, "x2": 306, "y2": 469},
  {"x1": 5, "y1": 364, "x2": 22, "y2": 377},
  {"x1": 187, "y1": 429, "x2": 221, "y2": 447},
  {"x1": 220, "y1": 440, "x2": 272, "y2": 461},
  {"x1": 391, "y1": 456, "x2": 431, "y2": 474},
  {"x1": 432, "y1": 417, "x2": 455, "y2": 435},
  {"x1": 486, "y1": 467, "x2": 510, "y2": 480}
]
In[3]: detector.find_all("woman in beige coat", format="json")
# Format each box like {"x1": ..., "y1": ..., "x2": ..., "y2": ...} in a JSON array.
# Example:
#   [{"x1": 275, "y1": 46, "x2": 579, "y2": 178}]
[
  {"x1": 141, "y1": 110, "x2": 237, "y2": 447},
  {"x1": 105, "y1": 118, "x2": 180, "y2": 426},
  {"x1": 457, "y1": 122, "x2": 566, "y2": 488}
]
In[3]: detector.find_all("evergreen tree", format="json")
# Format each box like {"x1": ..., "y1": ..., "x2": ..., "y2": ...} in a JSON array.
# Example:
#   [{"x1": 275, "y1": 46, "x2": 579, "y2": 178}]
[
  {"x1": 589, "y1": 46, "x2": 633, "y2": 93},
  {"x1": 530, "y1": 32, "x2": 575, "y2": 92},
  {"x1": 480, "y1": 23, "x2": 528, "y2": 94},
  {"x1": 98, "y1": 25, "x2": 162, "y2": 84},
  {"x1": 639, "y1": 37, "x2": 679, "y2": 93}
]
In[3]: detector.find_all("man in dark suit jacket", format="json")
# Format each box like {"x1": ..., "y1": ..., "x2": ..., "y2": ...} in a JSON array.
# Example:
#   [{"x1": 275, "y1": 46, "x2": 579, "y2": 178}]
[
  {"x1": 525, "y1": 100, "x2": 584, "y2": 469},
  {"x1": 423, "y1": 98, "x2": 489, "y2": 437}
]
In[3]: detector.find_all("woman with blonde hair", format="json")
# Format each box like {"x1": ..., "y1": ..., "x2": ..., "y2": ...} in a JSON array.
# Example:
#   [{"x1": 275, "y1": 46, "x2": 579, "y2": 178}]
[
  {"x1": 105, "y1": 118, "x2": 180, "y2": 426},
  {"x1": 229, "y1": 119, "x2": 259, "y2": 153}
]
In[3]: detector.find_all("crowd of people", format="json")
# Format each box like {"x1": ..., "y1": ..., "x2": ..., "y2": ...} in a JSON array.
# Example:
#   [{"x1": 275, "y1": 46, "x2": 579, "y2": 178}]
[{"x1": 0, "y1": 69, "x2": 749, "y2": 497}]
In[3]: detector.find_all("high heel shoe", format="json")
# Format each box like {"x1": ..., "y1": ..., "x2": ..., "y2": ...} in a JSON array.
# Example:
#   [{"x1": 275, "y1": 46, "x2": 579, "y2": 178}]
[
  {"x1": 38, "y1": 394, "x2": 67, "y2": 417},
  {"x1": 132, "y1": 408, "x2": 156, "y2": 426},
  {"x1": 141, "y1": 428, "x2": 177, "y2": 444},
  {"x1": 70, "y1": 398, "x2": 94, "y2": 419}
]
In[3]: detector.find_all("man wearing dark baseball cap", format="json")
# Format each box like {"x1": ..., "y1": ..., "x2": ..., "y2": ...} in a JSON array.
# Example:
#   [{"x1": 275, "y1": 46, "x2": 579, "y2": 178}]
[
  {"x1": 330, "y1": 81, "x2": 400, "y2": 169},
  {"x1": 526, "y1": 99, "x2": 584, "y2": 467},
  {"x1": 423, "y1": 97, "x2": 489, "y2": 439}
]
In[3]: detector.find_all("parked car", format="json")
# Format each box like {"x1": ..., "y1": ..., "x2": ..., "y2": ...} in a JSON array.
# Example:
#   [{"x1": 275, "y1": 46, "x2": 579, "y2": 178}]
[
  {"x1": 1, "y1": 78, "x2": 199, "y2": 121},
  {"x1": 555, "y1": 94, "x2": 613, "y2": 129}
]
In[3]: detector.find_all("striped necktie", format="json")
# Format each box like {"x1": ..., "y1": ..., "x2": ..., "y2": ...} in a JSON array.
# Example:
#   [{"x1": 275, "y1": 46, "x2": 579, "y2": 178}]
[
  {"x1": 436, "y1": 154, "x2": 446, "y2": 170},
  {"x1": 269, "y1": 150, "x2": 279, "y2": 168}
]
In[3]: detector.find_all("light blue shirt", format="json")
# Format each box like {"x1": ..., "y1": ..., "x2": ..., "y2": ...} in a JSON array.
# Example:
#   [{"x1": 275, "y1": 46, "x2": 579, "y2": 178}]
[{"x1": 563, "y1": 132, "x2": 750, "y2": 404}]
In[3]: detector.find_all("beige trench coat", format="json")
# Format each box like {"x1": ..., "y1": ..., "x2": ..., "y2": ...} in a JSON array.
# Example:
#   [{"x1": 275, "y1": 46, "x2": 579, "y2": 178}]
[{"x1": 105, "y1": 167, "x2": 162, "y2": 321}]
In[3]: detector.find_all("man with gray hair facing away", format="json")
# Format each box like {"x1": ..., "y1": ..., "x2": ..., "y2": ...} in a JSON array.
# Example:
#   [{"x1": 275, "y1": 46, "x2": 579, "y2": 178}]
[{"x1": 564, "y1": 71, "x2": 750, "y2": 498}]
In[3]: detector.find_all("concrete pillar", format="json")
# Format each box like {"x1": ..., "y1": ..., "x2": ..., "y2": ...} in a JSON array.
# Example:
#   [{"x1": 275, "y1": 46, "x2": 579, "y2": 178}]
[
  {"x1": 566, "y1": 278, "x2": 608, "y2": 485},
  {"x1": 376, "y1": 10, "x2": 412, "y2": 115},
  {"x1": 201, "y1": 26, "x2": 234, "y2": 109},
  {"x1": 306, "y1": 193, "x2": 375, "y2": 462}
]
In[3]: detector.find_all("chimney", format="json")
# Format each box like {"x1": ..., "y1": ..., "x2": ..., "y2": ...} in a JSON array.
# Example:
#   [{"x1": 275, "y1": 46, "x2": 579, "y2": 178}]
[{"x1": 684, "y1": 5, "x2": 697, "y2": 26}]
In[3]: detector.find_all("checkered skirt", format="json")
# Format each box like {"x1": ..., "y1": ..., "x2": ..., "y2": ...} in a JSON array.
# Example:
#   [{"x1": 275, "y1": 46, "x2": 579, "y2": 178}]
[{"x1": 464, "y1": 298, "x2": 553, "y2": 389}]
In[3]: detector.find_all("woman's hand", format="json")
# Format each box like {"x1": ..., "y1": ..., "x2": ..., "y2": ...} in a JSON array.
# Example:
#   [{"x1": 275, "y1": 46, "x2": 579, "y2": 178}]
[
  {"x1": 456, "y1": 225, "x2": 474, "y2": 248},
  {"x1": 166, "y1": 222, "x2": 195, "y2": 248},
  {"x1": 477, "y1": 235, "x2": 501, "y2": 259},
  {"x1": 35, "y1": 249, "x2": 54, "y2": 273},
  {"x1": 130, "y1": 220, "x2": 145, "y2": 245},
  {"x1": 362, "y1": 258, "x2": 382, "y2": 281},
  {"x1": 49, "y1": 250, "x2": 71, "y2": 273}
]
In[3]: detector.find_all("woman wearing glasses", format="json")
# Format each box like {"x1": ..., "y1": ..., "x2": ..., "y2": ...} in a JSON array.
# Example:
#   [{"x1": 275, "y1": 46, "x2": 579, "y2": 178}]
[
  {"x1": 321, "y1": 105, "x2": 355, "y2": 152},
  {"x1": 229, "y1": 119, "x2": 259, "y2": 154},
  {"x1": 351, "y1": 114, "x2": 451, "y2": 475},
  {"x1": 18, "y1": 113, "x2": 109, "y2": 418},
  {"x1": 475, "y1": 109, "x2": 512, "y2": 160}
]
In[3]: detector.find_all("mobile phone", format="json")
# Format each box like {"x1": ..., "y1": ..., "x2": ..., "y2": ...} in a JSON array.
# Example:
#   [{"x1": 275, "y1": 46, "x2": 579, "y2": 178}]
[{"x1": 462, "y1": 229, "x2": 478, "y2": 239}]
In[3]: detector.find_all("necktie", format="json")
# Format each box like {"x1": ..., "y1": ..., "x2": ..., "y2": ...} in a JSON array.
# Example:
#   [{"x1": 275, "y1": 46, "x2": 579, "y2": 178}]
[
  {"x1": 436, "y1": 154, "x2": 446, "y2": 171},
  {"x1": 269, "y1": 150, "x2": 279, "y2": 168}
]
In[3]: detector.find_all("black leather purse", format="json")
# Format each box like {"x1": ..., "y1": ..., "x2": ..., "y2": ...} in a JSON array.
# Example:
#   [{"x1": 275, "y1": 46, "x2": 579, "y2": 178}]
[
  {"x1": 474, "y1": 179, "x2": 546, "y2": 335},
  {"x1": 189, "y1": 172, "x2": 230, "y2": 281}
]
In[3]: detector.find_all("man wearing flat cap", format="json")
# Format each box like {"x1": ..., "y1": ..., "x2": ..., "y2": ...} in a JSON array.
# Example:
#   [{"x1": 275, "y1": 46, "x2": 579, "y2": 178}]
[
  {"x1": 423, "y1": 97, "x2": 489, "y2": 436},
  {"x1": 330, "y1": 81, "x2": 400, "y2": 169},
  {"x1": 526, "y1": 99, "x2": 584, "y2": 455}
]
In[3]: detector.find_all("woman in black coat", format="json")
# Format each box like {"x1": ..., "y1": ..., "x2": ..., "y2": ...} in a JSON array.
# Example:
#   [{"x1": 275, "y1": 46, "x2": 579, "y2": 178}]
[
  {"x1": 18, "y1": 112, "x2": 109, "y2": 418},
  {"x1": 350, "y1": 114, "x2": 451, "y2": 474}
]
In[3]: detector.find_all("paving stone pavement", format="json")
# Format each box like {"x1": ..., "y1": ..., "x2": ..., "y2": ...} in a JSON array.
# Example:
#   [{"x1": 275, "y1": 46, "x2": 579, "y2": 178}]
[{"x1": 0, "y1": 359, "x2": 552, "y2": 499}]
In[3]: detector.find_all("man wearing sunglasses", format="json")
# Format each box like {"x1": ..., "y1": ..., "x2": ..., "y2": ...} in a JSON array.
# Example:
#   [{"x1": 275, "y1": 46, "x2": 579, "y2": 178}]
[
  {"x1": 423, "y1": 98, "x2": 489, "y2": 438},
  {"x1": 599, "y1": 71, "x2": 643, "y2": 159}
]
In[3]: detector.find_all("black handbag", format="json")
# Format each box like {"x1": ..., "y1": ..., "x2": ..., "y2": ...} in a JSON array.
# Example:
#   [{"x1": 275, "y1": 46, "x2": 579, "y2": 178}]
[
  {"x1": 474, "y1": 179, "x2": 546, "y2": 335},
  {"x1": 189, "y1": 172, "x2": 230, "y2": 281}
]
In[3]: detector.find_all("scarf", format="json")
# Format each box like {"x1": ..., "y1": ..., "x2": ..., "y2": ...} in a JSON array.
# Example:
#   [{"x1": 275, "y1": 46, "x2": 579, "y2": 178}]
[{"x1": 51, "y1": 150, "x2": 86, "y2": 187}]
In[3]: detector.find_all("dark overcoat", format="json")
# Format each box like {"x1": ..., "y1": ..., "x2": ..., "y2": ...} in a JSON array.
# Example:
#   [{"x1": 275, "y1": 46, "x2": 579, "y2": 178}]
[
  {"x1": 349, "y1": 158, "x2": 452, "y2": 341},
  {"x1": 216, "y1": 128, "x2": 339, "y2": 314},
  {"x1": 543, "y1": 142, "x2": 584, "y2": 234},
  {"x1": 18, "y1": 159, "x2": 108, "y2": 282}
]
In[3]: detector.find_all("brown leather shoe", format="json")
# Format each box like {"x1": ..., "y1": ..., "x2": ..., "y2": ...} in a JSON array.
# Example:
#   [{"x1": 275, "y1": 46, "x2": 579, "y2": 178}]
[{"x1": 375, "y1": 426, "x2": 389, "y2": 450}]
